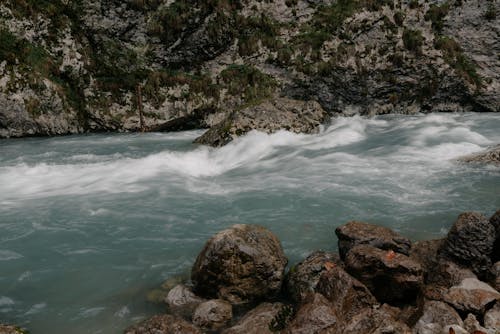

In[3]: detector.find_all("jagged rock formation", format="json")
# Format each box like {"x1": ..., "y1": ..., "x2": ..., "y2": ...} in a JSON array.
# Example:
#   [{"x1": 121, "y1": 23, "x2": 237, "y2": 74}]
[{"x1": 0, "y1": 0, "x2": 498, "y2": 139}]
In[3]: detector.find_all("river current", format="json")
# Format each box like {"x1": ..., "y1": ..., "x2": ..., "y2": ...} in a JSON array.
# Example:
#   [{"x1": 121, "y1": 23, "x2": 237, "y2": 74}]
[{"x1": 0, "y1": 113, "x2": 499, "y2": 333}]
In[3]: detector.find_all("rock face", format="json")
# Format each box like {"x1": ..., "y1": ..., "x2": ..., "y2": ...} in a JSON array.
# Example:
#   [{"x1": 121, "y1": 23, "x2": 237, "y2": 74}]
[
  {"x1": 345, "y1": 245, "x2": 424, "y2": 303},
  {"x1": 335, "y1": 221, "x2": 412, "y2": 259},
  {"x1": 283, "y1": 293, "x2": 339, "y2": 334},
  {"x1": 164, "y1": 284, "x2": 205, "y2": 318},
  {"x1": 192, "y1": 299, "x2": 232, "y2": 331},
  {"x1": 285, "y1": 251, "x2": 341, "y2": 303},
  {"x1": 412, "y1": 300, "x2": 463, "y2": 334},
  {"x1": 443, "y1": 277, "x2": 500, "y2": 315},
  {"x1": 194, "y1": 98, "x2": 329, "y2": 147},
  {"x1": 459, "y1": 145, "x2": 500, "y2": 166},
  {"x1": 222, "y1": 302, "x2": 285, "y2": 334},
  {"x1": 124, "y1": 314, "x2": 202, "y2": 334},
  {"x1": 439, "y1": 212, "x2": 495, "y2": 278},
  {"x1": 191, "y1": 224, "x2": 287, "y2": 304}
]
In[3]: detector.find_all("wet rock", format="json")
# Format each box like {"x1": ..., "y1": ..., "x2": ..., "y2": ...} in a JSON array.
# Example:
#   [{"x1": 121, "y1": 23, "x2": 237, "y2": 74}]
[
  {"x1": 443, "y1": 278, "x2": 500, "y2": 315},
  {"x1": 285, "y1": 251, "x2": 341, "y2": 303},
  {"x1": 458, "y1": 145, "x2": 500, "y2": 166},
  {"x1": 0, "y1": 325, "x2": 27, "y2": 334},
  {"x1": 484, "y1": 302, "x2": 500, "y2": 332},
  {"x1": 335, "y1": 221, "x2": 411, "y2": 260},
  {"x1": 491, "y1": 210, "x2": 500, "y2": 262},
  {"x1": 192, "y1": 299, "x2": 232, "y2": 331},
  {"x1": 412, "y1": 300, "x2": 463, "y2": 334},
  {"x1": 315, "y1": 265, "x2": 377, "y2": 320},
  {"x1": 164, "y1": 284, "x2": 205, "y2": 318},
  {"x1": 344, "y1": 245, "x2": 423, "y2": 303},
  {"x1": 340, "y1": 307, "x2": 412, "y2": 334},
  {"x1": 439, "y1": 212, "x2": 495, "y2": 278},
  {"x1": 191, "y1": 224, "x2": 287, "y2": 305},
  {"x1": 124, "y1": 314, "x2": 202, "y2": 334},
  {"x1": 194, "y1": 98, "x2": 328, "y2": 147},
  {"x1": 222, "y1": 302, "x2": 285, "y2": 334},
  {"x1": 283, "y1": 293, "x2": 339, "y2": 334}
]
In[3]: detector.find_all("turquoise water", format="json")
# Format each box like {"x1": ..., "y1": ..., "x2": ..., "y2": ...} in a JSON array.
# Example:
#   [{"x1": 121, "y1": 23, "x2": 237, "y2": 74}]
[{"x1": 0, "y1": 113, "x2": 499, "y2": 333}]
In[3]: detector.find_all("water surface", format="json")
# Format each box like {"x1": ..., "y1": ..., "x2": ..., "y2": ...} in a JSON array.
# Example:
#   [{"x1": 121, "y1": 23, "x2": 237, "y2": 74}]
[{"x1": 0, "y1": 113, "x2": 499, "y2": 333}]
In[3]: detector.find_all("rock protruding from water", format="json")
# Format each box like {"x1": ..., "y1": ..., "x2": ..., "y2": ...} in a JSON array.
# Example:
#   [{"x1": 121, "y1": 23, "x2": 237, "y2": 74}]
[
  {"x1": 194, "y1": 98, "x2": 329, "y2": 147},
  {"x1": 285, "y1": 251, "x2": 341, "y2": 303},
  {"x1": 458, "y1": 145, "x2": 500, "y2": 165},
  {"x1": 191, "y1": 224, "x2": 287, "y2": 304},
  {"x1": 164, "y1": 284, "x2": 205, "y2": 318},
  {"x1": 124, "y1": 314, "x2": 202, "y2": 334},
  {"x1": 0, "y1": 325, "x2": 26, "y2": 334},
  {"x1": 192, "y1": 299, "x2": 232, "y2": 331},
  {"x1": 344, "y1": 245, "x2": 423, "y2": 303},
  {"x1": 335, "y1": 221, "x2": 411, "y2": 260},
  {"x1": 439, "y1": 212, "x2": 495, "y2": 278}
]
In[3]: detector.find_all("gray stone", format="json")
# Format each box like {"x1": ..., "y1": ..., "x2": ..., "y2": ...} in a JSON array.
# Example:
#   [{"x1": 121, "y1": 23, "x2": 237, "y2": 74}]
[
  {"x1": 443, "y1": 278, "x2": 500, "y2": 315},
  {"x1": 192, "y1": 299, "x2": 232, "y2": 330},
  {"x1": 164, "y1": 284, "x2": 205, "y2": 318},
  {"x1": 413, "y1": 300, "x2": 463, "y2": 334}
]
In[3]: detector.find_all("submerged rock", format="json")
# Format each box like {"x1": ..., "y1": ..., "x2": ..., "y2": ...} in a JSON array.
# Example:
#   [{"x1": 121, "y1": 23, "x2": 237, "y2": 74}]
[
  {"x1": 443, "y1": 277, "x2": 500, "y2": 315},
  {"x1": 124, "y1": 314, "x2": 202, "y2": 334},
  {"x1": 344, "y1": 245, "x2": 423, "y2": 303},
  {"x1": 412, "y1": 300, "x2": 463, "y2": 334},
  {"x1": 283, "y1": 293, "x2": 339, "y2": 334},
  {"x1": 285, "y1": 251, "x2": 341, "y2": 303},
  {"x1": 194, "y1": 98, "x2": 328, "y2": 147},
  {"x1": 164, "y1": 284, "x2": 205, "y2": 318},
  {"x1": 335, "y1": 221, "x2": 411, "y2": 260},
  {"x1": 191, "y1": 224, "x2": 287, "y2": 305},
  {"x1": 458, "y1": 145, "x2": 500, "y2": 166},
  {"x1": 439, "y1": 212, "x2": 495, "y2": 278},
  {"x1": 222, "y1": 302, "x2": 285, "y2": 334},
  {"x1": 192, "y1": 299, "x2": 232, "y2": 331}
]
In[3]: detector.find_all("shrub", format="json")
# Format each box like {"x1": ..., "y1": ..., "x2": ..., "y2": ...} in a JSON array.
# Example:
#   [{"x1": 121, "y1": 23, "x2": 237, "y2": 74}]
[{"x1": 402, "y1": 29, "x2": 423, "y2": 54}]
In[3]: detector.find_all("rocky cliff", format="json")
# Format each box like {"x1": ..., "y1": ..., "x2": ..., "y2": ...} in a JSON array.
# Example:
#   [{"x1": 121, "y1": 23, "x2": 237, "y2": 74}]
[{"x1": 0, "y1": 0, "x2": 498, "y2": 138}]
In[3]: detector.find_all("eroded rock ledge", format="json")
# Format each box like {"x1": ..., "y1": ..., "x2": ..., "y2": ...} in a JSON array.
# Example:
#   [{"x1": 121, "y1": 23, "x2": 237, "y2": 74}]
[{"x1": 125, "y1": 209, "x2": 500, "y2": 334}]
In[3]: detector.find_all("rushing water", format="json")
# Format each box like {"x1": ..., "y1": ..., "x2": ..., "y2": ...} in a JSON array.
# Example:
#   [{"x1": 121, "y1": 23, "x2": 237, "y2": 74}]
[{"x1": 0, "y1": 113, "x2": 499, "y2": 333}]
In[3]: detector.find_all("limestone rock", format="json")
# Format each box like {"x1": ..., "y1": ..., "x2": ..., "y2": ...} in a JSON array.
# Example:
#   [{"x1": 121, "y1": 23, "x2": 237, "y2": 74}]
[
  {"x1": 463, "y1": 313, "x2": 490, "y2": 334},
  {"x1": 443, "y1": 278, "x2": 500, "y2": 315},
  {"x1": 0, "y1": 325, "x2": 27, "y2": 334},
  {"x1": 283, "y1": 293, "x2": 339, "y2": 334},
  {"x1": 315, "y1": 265, "x2": 377, "y2": 320},
  {"x1": 412, "y1": 300, "x2": 463, "y2": 334},
  {"x1": 484, "y1": 302, "x2": 500, "y2": 332},
  {"x1": 191, "y1": 224, "x2": 287, "y2": 304},
  {"x1": 164, "y1": 284, "x2": 205, "y2": 318},
  {"x1": 124, "y1": 314, "x2": 202, "y2": 334},
  {"x1": 439, "y1": 212, "x2": 495, "y2": 278},
  {"x1": 458, "y1": 145, "x2": 500, "y2": 166},
  {"x1": 222, "y1": 302, "x2": 285, "y2": 334},
  {"x1": 410, "y1": 239, "x2": 444, "y2": 273},
  {"x1": 344, "y1": 245, "x2": 424, "y2": 303},
  {"x1": 335, "y1": 221, "x2": 411, "y2": 260},
  {"x1": 426, "y1": 260, "x2": 477, "y2": 289},
  {"x1": 194, "y1": 98, "x2": 328, "y2": 147},
  {"x1": 285, "y1": 251, "x2": 341, "y2": 303},
  {"x1": 192, "y1": 299, "x2": 232, "y2": 331}
]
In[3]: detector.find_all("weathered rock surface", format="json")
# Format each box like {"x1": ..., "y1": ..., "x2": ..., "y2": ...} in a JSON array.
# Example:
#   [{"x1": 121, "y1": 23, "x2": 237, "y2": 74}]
[
  {"x1": 409, "y1": 239, "x2": 444, "y2": 273},
  {"x1": 336, "y1": 221, "x2": 411, "y2": 260},
  {"x1": 285, "y1": 251, "x2": 341, "y2": 303},
  {"x1": 443, "y1": 277, "x2": 500, "y2": 315},
  {"x1": 315, "y1": 265, "x2": 377, "y2": 320},
  {"x1": 194, "y1": 98, "x2": 329, "y2": 147},
  {"x1": 491, "y1": 210, "x2": 500, "y2": 262},
  {"x1": 124, "y1": 314, "x2": 202, "y2": 334},
  {"x1": 164, "y1": 284, "x2": 205, "y2": 318},
  {"x1": 412, "y1": 300, "x2": 463, "y2": 334},
  {"x1": 340, "y1": 307, "x2": 412, "y2": 334},
  {"x1": 459, "y1": 145, "x2": 500, "y2": 166},
  {"x1": 191, "y1": 224, "x2": 287, "y2": 304},
  {"x1": 484, "y1": 302, "x2": 500, "y2": 332},
  {"x1": 345, "y1": 245, "x2": 424, "y2": 303},
  {"x1": 463, "y1": 313, "x2": 490, "y2": 334},
  {"x1": 493, "y1": 262, "x2": 500, "y2": 291},
  {"x1": 439, "y1": 212, "x2": 495, "y2": 278},
  {"x1": 283, "y1": 293, "x2": 339, "y2": 334},
  {"x1": 221, "y1": 302, "x2": 285, "y2": 334},
  {"x1": 0, "y1": 325, "x2": 26, "y2": 334},
  {"x1": 192, "y1": 299, "x2": 232, "y2": 331}
]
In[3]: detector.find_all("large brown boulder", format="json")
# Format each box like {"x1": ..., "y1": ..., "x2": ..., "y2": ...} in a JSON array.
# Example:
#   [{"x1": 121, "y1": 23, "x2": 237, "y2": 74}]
[
  {"x1": 191, "y1": 224, "x2": 287, "y2": 304},
  {"x1": 192, "y1": 299, "x2": 232, "y2": 331},
  {"x1": 283, "y1": 293, "x2": 339, "y2": 334},
  {"x1": 222, "y1": 302, "x2": 285, "y2": 334},
  {"x1": 124, "y1": 314, "x2": 202, "y2": 334},
  {"x1": 315, "y1": 265, "x2": 377, "y2": 320},
  {"x1": 412, "y1": 300, "x2": 463, "y2": 334},
  {"x1": 285, "y1": 251, "x2": 341, "y2": 303},
  {"x1": 439, "y1": 212, "x2": 495, "y2": 278},
  {"x1": 335, "y1": 221, "x2": 411, "y2": 260},
  {"x1": 344, "y1": 245, "x2": 424, "y2": 303},
  {"x1": 443, "y1": 277, "x2": 500, "y2": 315}
]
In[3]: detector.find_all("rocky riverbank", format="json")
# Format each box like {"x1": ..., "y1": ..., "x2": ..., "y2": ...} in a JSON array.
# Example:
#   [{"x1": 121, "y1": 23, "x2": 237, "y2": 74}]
[{"x1": 122, "y1": 210, "x2": 500, "y2": 334}]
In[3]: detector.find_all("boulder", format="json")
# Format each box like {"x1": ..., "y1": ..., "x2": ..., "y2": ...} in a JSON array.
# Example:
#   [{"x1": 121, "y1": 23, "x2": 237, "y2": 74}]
[
  {"x1": 458, "y1": 145, "x2": 500, "y2": 166},
  {"x1": 192, "y1": 299, "x2": 232, "y2": 330},
  {"x1": 283, "y1": 293, "x2": 339, "y2": 334},
  {"x1": 439, "y1": 212, "x2": 495, "y2": 278},
  {"x1": 426, "y1": 260, "x2": 477, "y2": 289},
  {"x1": 443, "y1": 277, "x2": 500, "y2": 315},
  {"x1": 463, "y1": 313, "x2": 490, "y2": 334},
  {"x1": 285, "y1": 251, "x2": 341, "y2": 303},
  {"x1": 412, "y1": 300, "x2": 463, "y2": 334},
  {"x1": 164, "y1": 284, "x2": 205, "y2": 318},
  {"x1": 484, "y1": 302, "x2": 500, "y2": 332},
  {"x1": 315, "y1": 265, "x2": 377, "y2": 320},
  {"x1": 344, "y1": 245, "x2": 423, "y2": 303},
  {"x1": 191, "y1": 224, "x2": 287, "y2": 305},
  {"x1": 340, "y1": 307, "x2": 412, "y2": 334},
  {"x1": 222, "y1": 302, "x2": 285, "y2": 334},
  {"x1": 194, "y1": 98, "x2": 328, "y2": 147},
  {"x1": 491, "y1": 210, "x2": 500, "y2": 262},
  {"x1": 410, "y1": 239, "x2": 444, "y2": 273},
  {"x1": 0, "y1": 325, "x2": 27, "y2": 334},
  {"x1": 493, "y1": 262, "x2": 500, "y2": 291},
  {"x1": 124, "y1": 314, "x2": 202, "y2": 334},
  {"x1": 335, "y1": 221, "x2": 411, "y2": 260}
]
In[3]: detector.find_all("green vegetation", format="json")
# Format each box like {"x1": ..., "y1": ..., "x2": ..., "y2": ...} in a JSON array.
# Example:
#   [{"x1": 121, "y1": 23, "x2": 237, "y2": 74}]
[
  {"x1": 484, "y1": 2, "x2": 496, "y2": 21},
  {"x1": 237, "y1": 14, "x2": 281, "y2": 56},
  {"x1": 402, "y1": 28, "x2": 423, "y2": 54},
  {"x1": 269, "y1": 305, "x2": 294, "y2": 332},
  {"x1": 424, "y1": 3, "x2": 450, "y2": 32}
]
